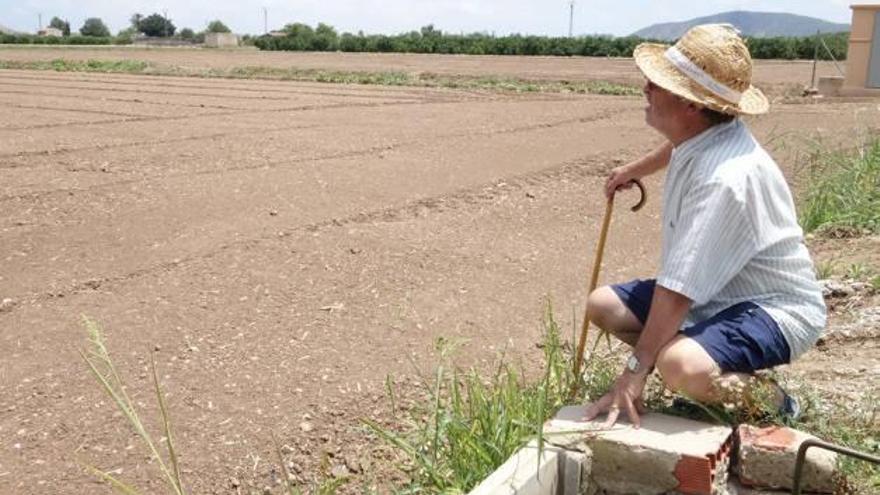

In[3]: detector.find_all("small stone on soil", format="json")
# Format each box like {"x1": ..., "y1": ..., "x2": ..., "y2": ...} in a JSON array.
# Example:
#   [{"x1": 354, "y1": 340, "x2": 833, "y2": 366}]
[{"x1": 0, "y1": 298, "x2": 17, "y2": 313}]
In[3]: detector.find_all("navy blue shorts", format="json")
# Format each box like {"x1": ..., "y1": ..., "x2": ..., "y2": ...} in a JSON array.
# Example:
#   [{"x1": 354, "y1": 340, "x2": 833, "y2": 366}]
[{"x1": 610, "y1": 279, "x2": 791, "y2": 373}]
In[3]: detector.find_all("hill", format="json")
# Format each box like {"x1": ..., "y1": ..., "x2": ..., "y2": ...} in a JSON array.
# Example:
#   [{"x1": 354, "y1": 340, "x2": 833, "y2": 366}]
[
  {"x1": 0, "y1": 23, "x2": 25, "y2": 35},
  {"x1": 632, "y1": 11, "x2": 850, "y2": 40}
]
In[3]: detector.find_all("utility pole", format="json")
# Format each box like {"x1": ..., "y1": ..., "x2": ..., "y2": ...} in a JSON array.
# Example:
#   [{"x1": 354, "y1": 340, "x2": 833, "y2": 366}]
[
  {"x1": 38, "y1": 13, "x2": 42, "y2": 30},
  {"x1": 568, "y1": 1, "x2": 575, "y2": 38},
  {"x1": 263, "y1": 7, "x2": 268, "y2": 34}
]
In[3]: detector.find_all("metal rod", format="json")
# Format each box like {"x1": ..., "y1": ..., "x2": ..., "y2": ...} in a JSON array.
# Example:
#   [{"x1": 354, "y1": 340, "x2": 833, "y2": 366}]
[
  {"x1": 810, "y1": 30, "x2": 819, "y2": 89},
  {"x1": 792, "y1": 438, "x2": 880, "y2": 495},
  {"x1": 819, "y1": 37, "x2": 846, "y2": 77}
]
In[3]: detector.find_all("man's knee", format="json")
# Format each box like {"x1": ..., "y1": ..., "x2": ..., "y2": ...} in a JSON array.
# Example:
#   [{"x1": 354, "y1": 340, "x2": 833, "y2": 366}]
[
  {"x1": 656, "y1": 337, "x2": 719, "y2": 400},
  {"x1": 586, "y1": 286, "x2": 621, "y2": 330}
]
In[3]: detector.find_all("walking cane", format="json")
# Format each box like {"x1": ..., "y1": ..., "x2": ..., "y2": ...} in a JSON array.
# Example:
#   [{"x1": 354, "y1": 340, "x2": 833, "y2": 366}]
[{"x1": 570, "y1": 179, "x2": 646, "y2": 400}]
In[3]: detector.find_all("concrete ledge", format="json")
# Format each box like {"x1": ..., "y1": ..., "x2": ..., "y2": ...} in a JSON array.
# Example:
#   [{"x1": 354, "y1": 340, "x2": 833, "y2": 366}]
[{"x1": 468, "y1": 439, "x2": 590, "y2": 495}]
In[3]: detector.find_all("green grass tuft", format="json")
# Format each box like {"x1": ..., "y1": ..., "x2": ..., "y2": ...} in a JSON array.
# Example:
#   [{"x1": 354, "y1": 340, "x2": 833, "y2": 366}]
[
  {"x1": 0, "y1": 57, "x2": 639, "y2": 95},
  {"x1": 800, "y1": 138, "x2": 880, "y2": 236},
  {"x1": 362, "y1": 304, "x2": 621, "y2": 493}
]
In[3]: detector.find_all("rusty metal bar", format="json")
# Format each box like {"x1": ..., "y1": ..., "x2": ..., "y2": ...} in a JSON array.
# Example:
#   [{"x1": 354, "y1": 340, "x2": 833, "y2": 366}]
[{"x1": 792, "y1": 438, "x2": 880, "y2": 495}]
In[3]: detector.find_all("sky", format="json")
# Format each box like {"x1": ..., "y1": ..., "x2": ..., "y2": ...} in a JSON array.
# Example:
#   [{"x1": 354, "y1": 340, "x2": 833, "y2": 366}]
[{"x1": 1, "y1": 0, "x2": 870, "y2": 37}]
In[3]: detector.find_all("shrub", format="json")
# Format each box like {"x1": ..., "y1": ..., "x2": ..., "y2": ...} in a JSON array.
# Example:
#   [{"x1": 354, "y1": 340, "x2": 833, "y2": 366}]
[{"x1": 80, "y1": 18, "x2": 111, "y2": 38}]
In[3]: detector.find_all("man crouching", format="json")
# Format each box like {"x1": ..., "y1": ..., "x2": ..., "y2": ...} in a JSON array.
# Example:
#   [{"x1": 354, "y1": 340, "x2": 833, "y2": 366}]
[{"x1": 584, "y1": 24, "x2": 826, "y2": 427}]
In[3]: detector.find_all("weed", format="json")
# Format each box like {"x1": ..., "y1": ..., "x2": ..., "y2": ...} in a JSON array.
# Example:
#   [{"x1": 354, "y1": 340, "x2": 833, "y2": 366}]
[
  {"x1": 815, "y1": 258, "x2": 837, "y2": 280},
  {"x1": 800, "y1": 138, "x2": 880, "y2": 235},
  {"x1": 845, "y1": 262, "x2": 873, "y2": 281},
  {"x1": 363, "y1": 304, "x2": 633, "y2": 493},
  {"x1": 80, "y1": 317, "x2": 186, "y2": 495},
  {"x1": 870, "y1": 275, "x2": 880, "y2": 292},
  {"x1": 0, "y1": 58, "x2": 150, "y2": 73}
]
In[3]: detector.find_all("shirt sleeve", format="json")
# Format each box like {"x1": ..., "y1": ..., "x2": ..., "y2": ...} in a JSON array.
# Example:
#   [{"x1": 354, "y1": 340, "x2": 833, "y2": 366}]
[{"x1": 657, "y1": 180, "x2": 758, "y2": 305}]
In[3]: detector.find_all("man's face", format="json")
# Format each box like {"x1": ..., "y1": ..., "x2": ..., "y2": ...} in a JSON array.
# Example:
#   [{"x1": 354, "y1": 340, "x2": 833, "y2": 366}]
[{"x1": 643, "y1": 80, "x2": 693, "y2": 137}]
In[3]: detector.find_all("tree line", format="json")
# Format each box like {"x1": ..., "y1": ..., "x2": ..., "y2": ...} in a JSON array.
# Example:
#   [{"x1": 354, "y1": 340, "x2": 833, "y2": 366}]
[
  {"x1": 1, "y1": 14, "x2": 232, "y2": 45},
  {"x1": 254, "y1": 23, "x2": 850, "y2": 61},
  {"x1": 2, "y1": 17, "x2": 850, "y2": 60}
]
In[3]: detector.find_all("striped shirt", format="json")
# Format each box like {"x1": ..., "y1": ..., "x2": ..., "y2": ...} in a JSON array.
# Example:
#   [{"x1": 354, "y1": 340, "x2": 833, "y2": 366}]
[{"x1": 658, "y1": 118, "x2": 826, "y2": 360}]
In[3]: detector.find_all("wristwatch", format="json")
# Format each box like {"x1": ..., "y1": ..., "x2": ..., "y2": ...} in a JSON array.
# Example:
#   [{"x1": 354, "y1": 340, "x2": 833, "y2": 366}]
[{"x1": 625, "y1": 354, "x2": 642, "y2": 374}]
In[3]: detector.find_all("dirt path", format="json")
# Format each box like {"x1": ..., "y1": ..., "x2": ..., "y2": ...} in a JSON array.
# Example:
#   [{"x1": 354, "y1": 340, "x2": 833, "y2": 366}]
[{"x1": 0, "y1": 56, "x2": 877, "y2": 494}]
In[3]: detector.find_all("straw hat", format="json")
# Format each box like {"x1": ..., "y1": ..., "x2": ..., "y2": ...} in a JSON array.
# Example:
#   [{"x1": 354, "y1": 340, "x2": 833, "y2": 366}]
[{"x1": 634, "y1": 23, "x2": 769, "y2": 115}]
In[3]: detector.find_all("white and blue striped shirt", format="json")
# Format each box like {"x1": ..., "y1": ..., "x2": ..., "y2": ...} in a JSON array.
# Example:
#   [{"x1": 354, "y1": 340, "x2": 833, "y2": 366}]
[{"x1": 658, "y1": 118, "x2": 826, "y2": 360}]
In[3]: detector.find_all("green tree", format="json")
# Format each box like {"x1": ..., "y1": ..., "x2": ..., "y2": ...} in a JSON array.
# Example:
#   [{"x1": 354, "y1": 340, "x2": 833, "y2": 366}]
[
  {"x1": 138, "y1": 13, "x2": 175, "y2": 37},
  {"x1": 80, "y1": 18, "x2": 110, "y2": 37},
  {"x1": 179, "y1": 28, "x2": 195, "y2": 40},
  {"x1": 130, "y1": 13, "x2": 143, "y2": 29},
  {"x1": 206, "y1": 20, "x2": 231, "y2": 33},
  {"x1": 312, "y1": 22, "x2": 338, "y2": 50},
  {"x1": 49, "y1": 16, "x2": 70, "y2": 36}
]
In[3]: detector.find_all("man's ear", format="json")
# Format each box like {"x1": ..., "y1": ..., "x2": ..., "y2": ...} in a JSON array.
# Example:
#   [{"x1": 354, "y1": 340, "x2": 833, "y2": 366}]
[{"x1": 686, "y1": 103, "x2": 703, "y2": 116}]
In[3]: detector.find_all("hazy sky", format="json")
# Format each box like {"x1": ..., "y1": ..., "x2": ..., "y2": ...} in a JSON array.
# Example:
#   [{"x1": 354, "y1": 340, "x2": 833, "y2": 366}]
[{"x1": 2, "y1": 0, "x2": 869, "y2": 37}]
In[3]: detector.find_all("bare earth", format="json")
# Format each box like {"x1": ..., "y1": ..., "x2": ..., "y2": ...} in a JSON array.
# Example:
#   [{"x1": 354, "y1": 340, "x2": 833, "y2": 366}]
[{"x1": 0, "y1": 48, "x2": 877, "y2": 494}]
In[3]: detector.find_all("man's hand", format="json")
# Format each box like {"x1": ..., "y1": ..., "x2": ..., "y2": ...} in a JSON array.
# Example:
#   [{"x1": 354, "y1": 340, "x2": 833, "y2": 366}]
[
  {"x1": 604, "y1": 165, "x2": 638, "y2": 199},
  {"x1": 583, "y1": 369, "x2": 649, "y2": 428}
]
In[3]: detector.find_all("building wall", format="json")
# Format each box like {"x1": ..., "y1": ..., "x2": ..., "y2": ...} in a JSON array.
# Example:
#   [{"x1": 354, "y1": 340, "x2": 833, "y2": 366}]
[
  {"x1": 204, "y1": 32, "x2": 239, "y2": 48},
  {"x1": 846, "y1": 4, "x2": 880, "y2": 87}
]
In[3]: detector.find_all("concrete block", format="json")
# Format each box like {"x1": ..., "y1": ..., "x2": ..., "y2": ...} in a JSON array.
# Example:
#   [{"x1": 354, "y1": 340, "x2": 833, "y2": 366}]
[
  {"x1": 559, "y1": 449, "x2": 591, "y2": 495},
  {"x1": 546, "y1": 406, "x2": 733, "y2": 495},
  {"x1": 469, "y1": 439, "x2": 559, "y2": 495},
  {"x1": 736, "y1": 425, "x2": 837, "y2": 493},
  {"x1": 818, "y1": 76, "x2": 845, "y2": 97}
]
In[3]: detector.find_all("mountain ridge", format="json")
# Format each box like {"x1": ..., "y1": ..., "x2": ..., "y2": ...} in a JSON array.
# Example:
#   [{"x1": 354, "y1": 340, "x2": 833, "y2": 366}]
[{"x1": 632, "y1": 11, "x2": 850, "y2": 40}]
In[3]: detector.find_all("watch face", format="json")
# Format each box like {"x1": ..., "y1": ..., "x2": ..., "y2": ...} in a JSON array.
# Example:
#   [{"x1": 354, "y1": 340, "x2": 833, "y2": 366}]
[{"x1": 627, "y1": 355, "x2": 639, "y2": 372}]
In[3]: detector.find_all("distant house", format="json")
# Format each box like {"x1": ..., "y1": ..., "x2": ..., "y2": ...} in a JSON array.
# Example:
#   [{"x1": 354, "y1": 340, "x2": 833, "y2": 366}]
[
  {"x1": 204, "y1": 32, "x2": 239, "y2": 47},
  {"x1": 268, "y1": 30, "x2": 287, "y2": 38},
  {"x1": 37, "y1": 27, "x2": 63, "y2": 37}
]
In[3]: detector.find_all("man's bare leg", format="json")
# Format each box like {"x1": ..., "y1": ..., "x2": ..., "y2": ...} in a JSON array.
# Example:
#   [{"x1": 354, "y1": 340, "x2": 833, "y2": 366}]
[
  {"x1": 655, "y1": 335, "x2": 769, "y2": 406},
  {"x1": 589, "y1": 286, "x2": 761, "y2": 405},
  {"x1": 587, "y1": 286, "x2": 644, "y2": 346}
]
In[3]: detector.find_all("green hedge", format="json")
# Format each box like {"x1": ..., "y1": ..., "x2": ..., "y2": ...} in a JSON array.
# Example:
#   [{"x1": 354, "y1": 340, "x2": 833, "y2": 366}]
[
  {"x1": 255, "y1": 24, "x2": 849, "y2": 60},
  {"x1": 0, "y1": 34, "x2": 118, "y2": 45}
]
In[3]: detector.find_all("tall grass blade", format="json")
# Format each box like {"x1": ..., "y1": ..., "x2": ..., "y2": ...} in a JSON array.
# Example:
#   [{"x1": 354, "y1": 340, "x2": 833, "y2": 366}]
[
  {"x1": 80, "y1": 317, "x2": 185, "y2": 495},
  {"x1": 82, "y1": 464, "x2": 144, "y2": 495},
  {"x1": 151, "y1": 354, "x2": 185, "y2": 495}
]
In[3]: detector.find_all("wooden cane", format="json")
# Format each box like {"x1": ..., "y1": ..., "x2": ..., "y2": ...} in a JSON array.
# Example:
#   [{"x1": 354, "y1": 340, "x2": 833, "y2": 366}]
[{"x1": 570, "y1": 179, "x2": 646, "y2": 400}]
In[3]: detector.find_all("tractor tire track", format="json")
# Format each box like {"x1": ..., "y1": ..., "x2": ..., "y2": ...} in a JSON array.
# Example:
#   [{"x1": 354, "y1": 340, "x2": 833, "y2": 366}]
[
  {"x1": 0, "y1": 147, "x2": 644, "y2": 315},
  {"x1": 0, "y1": 106, "x2": 629, "y2": 202}
]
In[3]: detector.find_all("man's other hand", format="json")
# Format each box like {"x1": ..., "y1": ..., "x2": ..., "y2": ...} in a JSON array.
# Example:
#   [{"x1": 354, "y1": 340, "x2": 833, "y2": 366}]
[{"x1": 583, "y1": 369, "x2": 649, "y2": 428}]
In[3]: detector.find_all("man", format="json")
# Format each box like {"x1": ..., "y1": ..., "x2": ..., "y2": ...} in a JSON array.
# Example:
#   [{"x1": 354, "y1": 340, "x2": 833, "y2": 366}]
[{"x1": 583, "y1": 24, "x2": 826, "y2": 428}]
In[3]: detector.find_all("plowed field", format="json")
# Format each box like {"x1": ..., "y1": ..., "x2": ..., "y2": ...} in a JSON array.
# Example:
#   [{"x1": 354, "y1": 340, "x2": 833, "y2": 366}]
[{"x1": 0, "y1": 49, "x2": 877, "y2": 494}]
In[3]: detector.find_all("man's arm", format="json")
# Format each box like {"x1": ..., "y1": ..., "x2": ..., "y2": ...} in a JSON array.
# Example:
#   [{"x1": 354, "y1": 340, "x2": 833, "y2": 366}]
[
  {"x1": 605, "y1": 142, "x2": 673, "y2": 199},
  {"x1": 584, "y1": 284, "x2": 691, "y2": 428},
  {"x1": 633, "y1": 285, "x2": 691, "y2": 372}
]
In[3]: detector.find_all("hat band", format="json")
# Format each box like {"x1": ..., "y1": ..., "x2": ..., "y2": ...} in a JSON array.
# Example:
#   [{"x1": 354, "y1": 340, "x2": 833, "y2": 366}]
[{"x1": 664, "y1": 46, "x2": 742, "y2": 104}]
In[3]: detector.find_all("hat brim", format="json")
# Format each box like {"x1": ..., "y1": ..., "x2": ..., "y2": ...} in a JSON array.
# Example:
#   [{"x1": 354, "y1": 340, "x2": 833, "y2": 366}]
[{"x1": 634, "y1": 43, "x2": 769, "y2": 116}]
